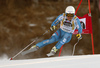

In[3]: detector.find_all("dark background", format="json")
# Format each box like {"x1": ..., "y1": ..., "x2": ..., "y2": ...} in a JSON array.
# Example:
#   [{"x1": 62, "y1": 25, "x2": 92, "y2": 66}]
[{"x1": 0, "y1": 0, "x2": 100, "y2": 60}]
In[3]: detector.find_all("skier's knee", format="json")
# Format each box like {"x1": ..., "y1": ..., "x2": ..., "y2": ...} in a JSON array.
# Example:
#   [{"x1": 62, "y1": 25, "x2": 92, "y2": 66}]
[{"x1": 60, "y1": 38, "x2": 67, "y2": 44}]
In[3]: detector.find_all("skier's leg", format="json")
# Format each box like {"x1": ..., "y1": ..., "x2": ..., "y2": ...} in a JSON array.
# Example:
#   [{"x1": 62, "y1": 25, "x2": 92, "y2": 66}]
[
  {"x1": 47, "y1": 32, "x2": 72, "y2": 56},
  {"x1": 36, "y1": 29, "x2": 61, "y2": 48},
  {"x1": 55, "y1": 32, "x2": 72, "y2": 49},
  {"x1": 36, "y1": 37, "x2": 56, "y2": 48}
]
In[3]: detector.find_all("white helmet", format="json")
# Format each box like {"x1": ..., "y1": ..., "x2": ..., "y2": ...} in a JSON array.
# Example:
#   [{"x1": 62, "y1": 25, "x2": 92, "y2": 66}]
[{"x1": 65, "y1": 6, "x2": 75, "y2": 14}]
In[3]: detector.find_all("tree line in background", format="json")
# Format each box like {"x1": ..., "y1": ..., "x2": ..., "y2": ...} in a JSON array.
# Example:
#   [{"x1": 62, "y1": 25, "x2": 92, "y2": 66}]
[{"x1": 0, "y1": 0, "x2": 93, "y2": 9}]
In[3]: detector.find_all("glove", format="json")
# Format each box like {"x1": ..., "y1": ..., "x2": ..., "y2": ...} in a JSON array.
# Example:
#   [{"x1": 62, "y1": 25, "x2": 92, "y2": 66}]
[
  {"x1": 76, "y1": 34, "x2": 82, "y2": 40},
  {"x1": 50, "y1": 26, "x2": 56, "y2": 31}
]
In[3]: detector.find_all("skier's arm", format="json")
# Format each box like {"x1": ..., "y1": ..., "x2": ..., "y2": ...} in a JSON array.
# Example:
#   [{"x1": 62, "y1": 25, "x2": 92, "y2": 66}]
[
  {"x1": 76, "y1": 18, "x2": 82, "y2": 34},
  {"x1": 76, "y1": 18, "x2": 82, "y2": 40},
  {"x1": 51, "y1": 14, "x2": 63, "y2": 27}
]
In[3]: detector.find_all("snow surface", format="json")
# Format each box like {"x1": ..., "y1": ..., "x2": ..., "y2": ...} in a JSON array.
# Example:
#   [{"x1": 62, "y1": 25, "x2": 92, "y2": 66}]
[
  {"x1": 0, "y1": 54, "x2": 8, "y2": 60},
  {"x1": 0, "y1": 55, "x2": 100, "y2": 68}
]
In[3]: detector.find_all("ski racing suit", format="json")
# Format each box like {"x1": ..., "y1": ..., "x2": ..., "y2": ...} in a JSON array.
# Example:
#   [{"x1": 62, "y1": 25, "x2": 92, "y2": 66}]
[{"x1": 36, "y1": 13, "x2": 82, "y2": 49}]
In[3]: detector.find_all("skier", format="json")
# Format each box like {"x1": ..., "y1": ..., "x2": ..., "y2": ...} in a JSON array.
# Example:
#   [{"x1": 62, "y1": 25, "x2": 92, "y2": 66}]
[{"x1": 22, "y1": 6, "x2": 82, "y2": 56}]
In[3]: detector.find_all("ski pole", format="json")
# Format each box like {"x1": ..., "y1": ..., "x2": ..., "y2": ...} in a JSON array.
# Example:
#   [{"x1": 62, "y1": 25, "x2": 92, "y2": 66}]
[
  {"x1": 72, "y1": 39, "x2": 80, "y2": 56},
  {"x1": 10, "y1": 30, "x2": 50, "y2": 60}
]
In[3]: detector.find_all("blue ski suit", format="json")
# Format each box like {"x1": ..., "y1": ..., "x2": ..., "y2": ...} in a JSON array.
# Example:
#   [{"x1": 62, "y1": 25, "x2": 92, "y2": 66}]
[{"x1": 36, "y1": 13, "x2": 82, "y2": 49}]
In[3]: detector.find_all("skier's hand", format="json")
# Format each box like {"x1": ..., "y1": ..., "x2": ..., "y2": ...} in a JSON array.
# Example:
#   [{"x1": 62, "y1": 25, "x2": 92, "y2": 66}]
[
  {"x1": 50, "y1": 26, "x2": 56, "y2": 31},
  {"x1": 76, "y1": 34, "x2": 82, "y2": 40}
]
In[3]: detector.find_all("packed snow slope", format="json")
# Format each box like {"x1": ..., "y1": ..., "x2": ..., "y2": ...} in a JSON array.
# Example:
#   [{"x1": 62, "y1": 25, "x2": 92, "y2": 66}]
[{"x1": 0, "y1": 55, "x2": 100, "y2": 68}]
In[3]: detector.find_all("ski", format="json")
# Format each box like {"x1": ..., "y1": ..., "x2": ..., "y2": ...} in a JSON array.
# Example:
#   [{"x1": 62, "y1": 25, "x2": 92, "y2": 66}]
[{"x1": 21, "y1": 47, "x2": 38, "y2": 55}]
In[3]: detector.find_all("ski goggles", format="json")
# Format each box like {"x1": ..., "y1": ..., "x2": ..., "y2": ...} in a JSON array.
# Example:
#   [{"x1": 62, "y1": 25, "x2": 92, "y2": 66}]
[{"x1": 66, "y1": 13, "x2": 74, "y2": 17}]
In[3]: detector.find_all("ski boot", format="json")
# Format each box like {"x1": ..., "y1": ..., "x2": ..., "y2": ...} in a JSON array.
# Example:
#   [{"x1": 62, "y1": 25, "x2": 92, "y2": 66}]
[
  {"x1": 29, "y1": 45, "x2": 38, "y2": 50},
  {"x1": 47, "y1": 46, "x2": 58, "y2": 57},
  {"x1": 21, "y1": 45, "x2": 39, "y2": 55}
]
